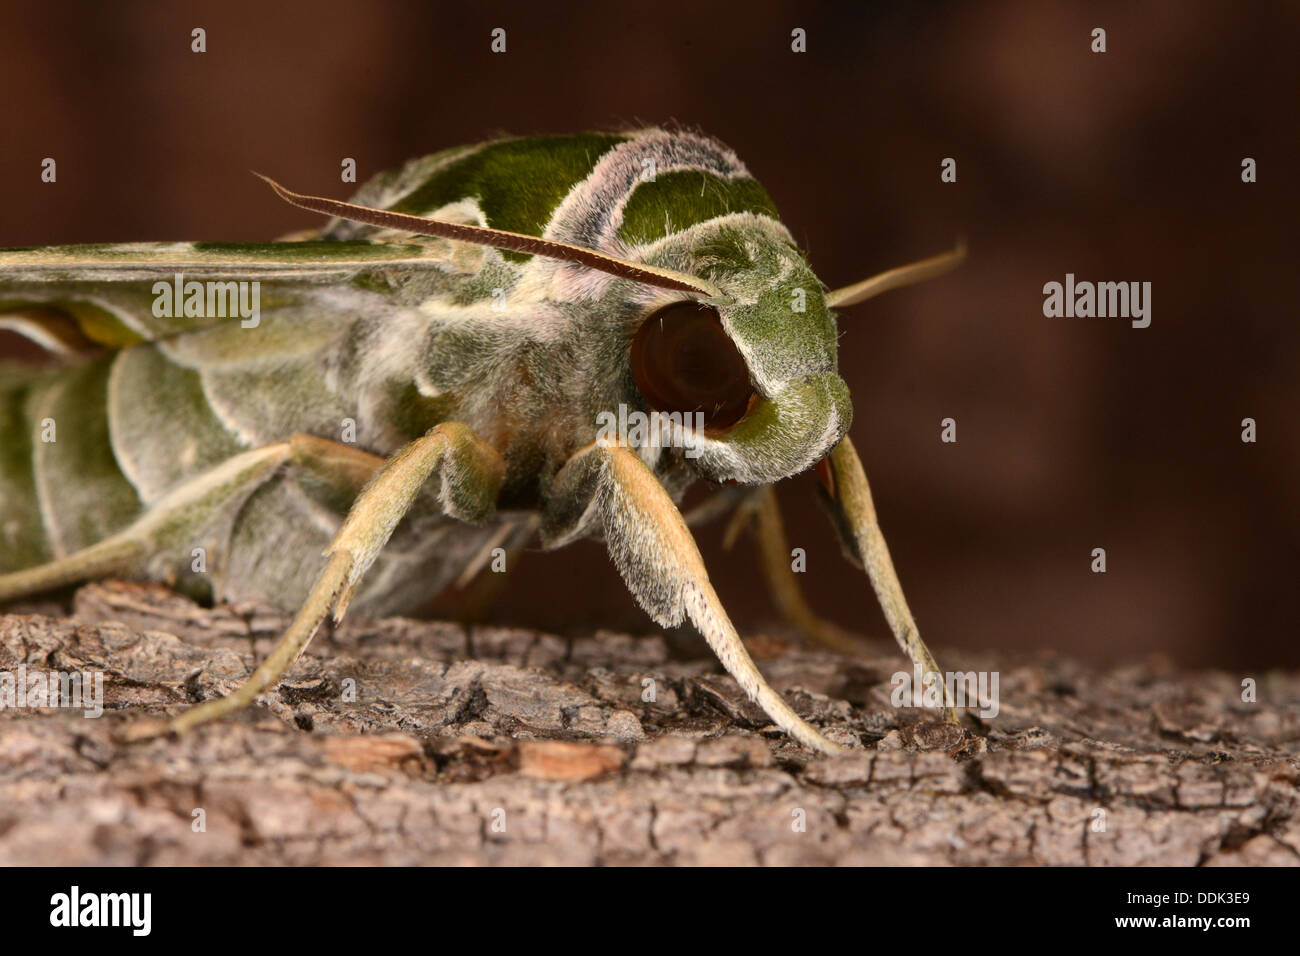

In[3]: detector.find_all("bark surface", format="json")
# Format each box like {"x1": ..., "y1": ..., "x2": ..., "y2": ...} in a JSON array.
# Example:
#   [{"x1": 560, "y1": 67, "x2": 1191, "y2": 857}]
[{"x1": 1, "y1": 580, "x2": 1296, "y2": 865}]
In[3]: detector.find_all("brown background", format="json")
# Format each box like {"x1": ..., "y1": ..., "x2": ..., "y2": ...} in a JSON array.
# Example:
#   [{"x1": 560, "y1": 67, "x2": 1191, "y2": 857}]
[{"x1": 1, "y1": 0, "x2": 1296, "y2": 668}]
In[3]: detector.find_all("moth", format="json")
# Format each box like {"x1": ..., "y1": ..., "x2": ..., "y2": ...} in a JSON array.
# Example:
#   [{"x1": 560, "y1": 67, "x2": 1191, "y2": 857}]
[{"x1": 0, "y1": 129, "x2": 964, "y2": 754}]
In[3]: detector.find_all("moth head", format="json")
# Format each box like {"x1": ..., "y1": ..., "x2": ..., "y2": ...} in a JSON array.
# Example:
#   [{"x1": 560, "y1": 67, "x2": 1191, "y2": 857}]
[
  {"x1": 625, "y1": 242, "x2": 852, "y2": 485},
  {"x1": 619, "y1": 228, "x2": 967, "y2": 484}
]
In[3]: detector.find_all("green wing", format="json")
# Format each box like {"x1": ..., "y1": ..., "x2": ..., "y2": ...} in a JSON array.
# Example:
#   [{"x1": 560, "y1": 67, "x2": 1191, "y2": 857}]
[{"x1": 0, "y1": 240, "x2": 447, "y2": 353}]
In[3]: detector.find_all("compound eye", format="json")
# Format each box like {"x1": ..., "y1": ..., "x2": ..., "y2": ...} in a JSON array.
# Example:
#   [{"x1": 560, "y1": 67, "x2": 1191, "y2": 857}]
[{"x1": 630, "y1": 302, "x2": 754, "y2": 431}]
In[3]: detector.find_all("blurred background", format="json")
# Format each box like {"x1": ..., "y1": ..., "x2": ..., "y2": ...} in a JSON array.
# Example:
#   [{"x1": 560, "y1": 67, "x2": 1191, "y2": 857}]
[{"x1": 1, "y1": 0, "x2": 1296, "y2": 668}]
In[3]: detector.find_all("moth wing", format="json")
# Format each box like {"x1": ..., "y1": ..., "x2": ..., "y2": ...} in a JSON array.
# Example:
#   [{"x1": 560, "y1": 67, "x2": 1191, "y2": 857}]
[{"x1": 0, "y1": 239, "x2": 449, "y2": 354}]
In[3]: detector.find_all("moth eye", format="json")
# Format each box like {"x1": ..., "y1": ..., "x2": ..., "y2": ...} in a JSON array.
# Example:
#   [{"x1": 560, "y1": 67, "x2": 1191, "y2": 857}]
[{"x1": 630, "y1": 302, "x2": 754, "y2": 431}]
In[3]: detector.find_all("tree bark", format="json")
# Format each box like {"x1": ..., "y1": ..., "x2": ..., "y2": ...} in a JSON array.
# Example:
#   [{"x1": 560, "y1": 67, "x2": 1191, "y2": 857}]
[{"x1": 1, "y1": 580, "x2": 1296, "y2": 865}]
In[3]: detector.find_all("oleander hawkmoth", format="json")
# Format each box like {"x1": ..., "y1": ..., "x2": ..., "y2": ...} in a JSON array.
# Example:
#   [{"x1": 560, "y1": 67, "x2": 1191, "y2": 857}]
[{"x1": 0, "y1": 129, "x2": 964, "y2": 753}]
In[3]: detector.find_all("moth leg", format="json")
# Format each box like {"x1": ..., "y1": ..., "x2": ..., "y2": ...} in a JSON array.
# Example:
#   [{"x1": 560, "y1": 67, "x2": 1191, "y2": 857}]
[
  {"x1": 0, "y1": 436, "x2": 381, "y2": 605},
  {"x1": 680, "y1": 485, "x2": 753, "y2": 529},
  {"x1": 550, "y1": 443, "x2": 846, "y2": 755},
  {"x1": 0, "y1": 444, "x2": 291, "y2": 604},
  {"x1": 286, "y1": 432, "x2": 385, "y2": 510},
  {"x1": 452, "y1": 516, "x2": 535, "y2": 590},
  {"x1": 0, "y1": 537, "x2": 145, "y2": 604},
  {"x1": 820, "y1": 436, "x2": 958, "y2": 723},
  {"x1": 447, "y1": 550, "x2": 517, "y2": 622},
  {"x1": 132, "y1": 422, "x2": 504, "y2": 738},
  {"x1": 441, "y1": 516, "x2": 537, "y2": 622},
  {"x1": 723, "y1": 485, "x2": 867, "y2": 655}
]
